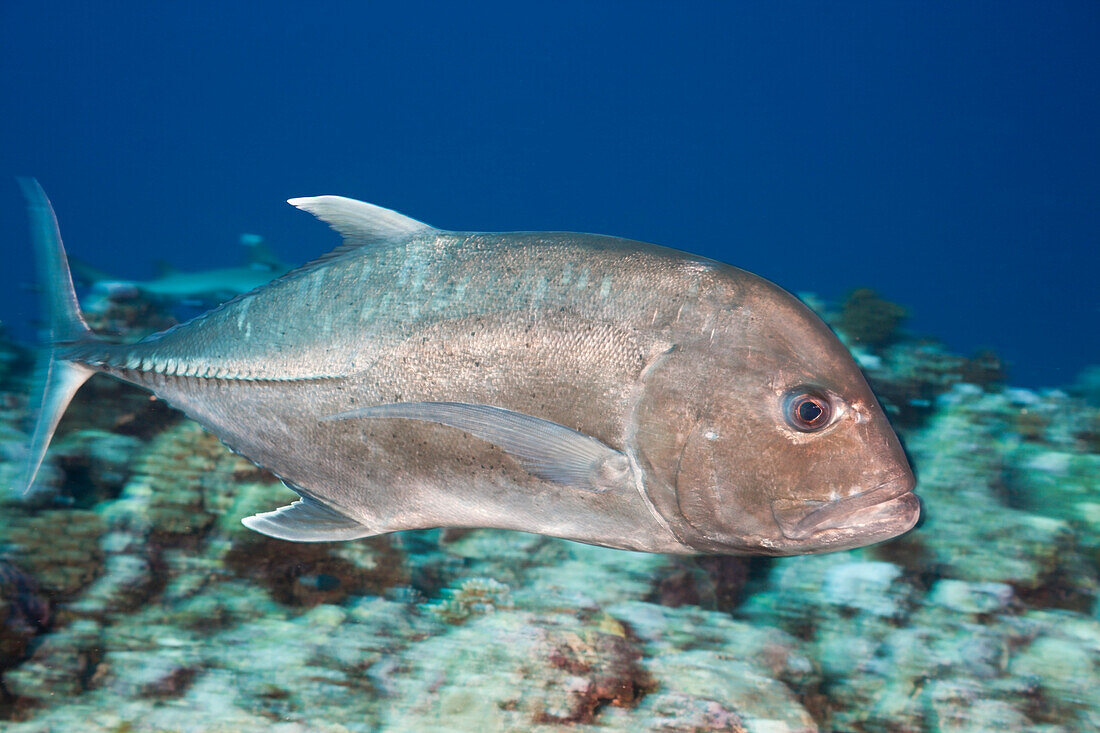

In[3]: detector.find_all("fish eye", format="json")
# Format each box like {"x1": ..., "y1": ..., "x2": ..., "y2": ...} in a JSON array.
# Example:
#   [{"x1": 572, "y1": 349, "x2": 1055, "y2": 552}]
[{"x1": 783, "y1": 388, "x2": 832, "y2": 432}]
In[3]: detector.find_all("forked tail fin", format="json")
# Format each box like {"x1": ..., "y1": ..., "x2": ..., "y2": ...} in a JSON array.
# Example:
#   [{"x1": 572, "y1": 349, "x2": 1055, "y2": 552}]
[{"x1": 17, "y1": 179, "x2": 99, "y2": 494}]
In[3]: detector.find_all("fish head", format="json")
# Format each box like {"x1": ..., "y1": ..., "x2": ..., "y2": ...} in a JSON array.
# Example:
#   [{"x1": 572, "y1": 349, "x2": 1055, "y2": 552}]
[{"x1": 634, "y1": 272, "x2": 919, "y2": 555}]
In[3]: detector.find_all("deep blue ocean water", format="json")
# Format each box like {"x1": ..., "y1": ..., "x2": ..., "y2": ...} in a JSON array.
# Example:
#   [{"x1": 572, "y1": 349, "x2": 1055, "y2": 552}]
[{"x1": 1, "y1": 2, "x2": 1096, "y2": 388}]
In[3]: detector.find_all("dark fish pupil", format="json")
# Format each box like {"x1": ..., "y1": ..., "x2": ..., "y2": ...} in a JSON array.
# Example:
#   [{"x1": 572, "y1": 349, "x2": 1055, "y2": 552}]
[
  {"x1": 798, "y1": 400, "x2": 823, "y2": 423},
  {"x1": 783, "y1": 388, "x2": 832, "y2": 432}
]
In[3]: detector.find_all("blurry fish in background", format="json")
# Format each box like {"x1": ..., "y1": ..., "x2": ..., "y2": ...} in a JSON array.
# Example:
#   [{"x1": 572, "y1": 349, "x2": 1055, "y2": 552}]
[
  {"x1": 70, "y1": 233, "x2": 289, "y2": 312},
  {"x1": 17, "y1": 180, "x2": 919, "y2": 557}
]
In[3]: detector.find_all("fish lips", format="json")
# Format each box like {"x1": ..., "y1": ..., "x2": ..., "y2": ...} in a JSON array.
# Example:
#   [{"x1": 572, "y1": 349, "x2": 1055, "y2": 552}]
[{"x1": 771, "y1": 475, "x2": 920, "y2": 543}]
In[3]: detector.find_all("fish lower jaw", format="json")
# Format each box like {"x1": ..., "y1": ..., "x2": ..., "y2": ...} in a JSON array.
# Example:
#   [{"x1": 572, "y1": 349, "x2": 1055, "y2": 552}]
[
  {"x1": 804, "y1": 492, "x2": 921, "y2": 548},
  {"x1": 771, "y1": 482, "x2": 920, "y2": 551}
]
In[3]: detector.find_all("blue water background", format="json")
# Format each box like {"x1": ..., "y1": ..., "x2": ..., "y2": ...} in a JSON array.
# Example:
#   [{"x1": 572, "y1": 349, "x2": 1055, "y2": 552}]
[{"x1": 0, "y1": 2, "x2": 1096, "y2": 388}]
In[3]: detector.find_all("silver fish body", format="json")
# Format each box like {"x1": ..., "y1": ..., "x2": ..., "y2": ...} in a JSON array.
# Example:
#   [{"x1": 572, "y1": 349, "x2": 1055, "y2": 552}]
[{"x1": 21, "y1": 186, "x2": 919, "y2": 555}]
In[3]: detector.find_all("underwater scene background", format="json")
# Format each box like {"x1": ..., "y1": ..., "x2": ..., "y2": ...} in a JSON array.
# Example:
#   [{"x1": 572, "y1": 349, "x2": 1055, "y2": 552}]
[{"x1": 1, "y1": 3, "x2": 1098, "y2": 732}]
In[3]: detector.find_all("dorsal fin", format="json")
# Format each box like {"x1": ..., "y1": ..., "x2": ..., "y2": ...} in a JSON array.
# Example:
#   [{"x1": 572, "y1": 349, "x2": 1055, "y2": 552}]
[{"x1": 287, "y1": 195, "x2": 434, "y2": 245}]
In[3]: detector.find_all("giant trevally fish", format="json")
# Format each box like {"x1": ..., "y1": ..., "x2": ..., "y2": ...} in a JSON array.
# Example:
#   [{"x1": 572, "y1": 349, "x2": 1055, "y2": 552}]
[{"x1": 17, "y1": 180, "x2": 919, "y2": 555}]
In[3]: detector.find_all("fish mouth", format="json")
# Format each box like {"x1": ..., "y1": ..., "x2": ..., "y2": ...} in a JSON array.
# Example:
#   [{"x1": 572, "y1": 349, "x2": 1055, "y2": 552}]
[{"x1": 771, "y1": 474, "x2": 919, "y2": 542}]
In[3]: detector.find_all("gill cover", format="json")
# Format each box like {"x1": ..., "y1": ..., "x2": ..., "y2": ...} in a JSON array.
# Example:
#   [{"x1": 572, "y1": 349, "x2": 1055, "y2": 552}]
[{"x1": 632, "y1": 344, "x2": 759, "y2": 554}]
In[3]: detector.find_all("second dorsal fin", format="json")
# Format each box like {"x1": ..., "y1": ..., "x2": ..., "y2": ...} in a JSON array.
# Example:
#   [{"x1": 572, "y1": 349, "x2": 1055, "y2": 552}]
[{"x1": 287, "y1": 195, "x2": 434, "y2": 245}]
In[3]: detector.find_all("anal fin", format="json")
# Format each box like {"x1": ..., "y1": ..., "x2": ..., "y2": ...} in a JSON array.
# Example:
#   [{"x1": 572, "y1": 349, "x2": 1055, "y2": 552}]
[{"x1": 242, "y1": 489, "x2": 375, "y2": 542}]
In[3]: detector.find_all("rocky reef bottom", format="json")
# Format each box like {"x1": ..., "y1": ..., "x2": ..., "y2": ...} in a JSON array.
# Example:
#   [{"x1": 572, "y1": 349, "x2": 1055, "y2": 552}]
[{"x1": 0, "y1": 300, "x2": 1098, "y2": 732}]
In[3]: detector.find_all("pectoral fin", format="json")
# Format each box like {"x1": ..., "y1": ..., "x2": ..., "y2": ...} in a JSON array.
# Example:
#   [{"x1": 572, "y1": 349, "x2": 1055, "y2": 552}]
[
  {"x1": 243, "y1": 489, "x2": 375, "y2": 542},
  {"x1": 325, "y1": 401, "x2": 631, "y2": 493}
]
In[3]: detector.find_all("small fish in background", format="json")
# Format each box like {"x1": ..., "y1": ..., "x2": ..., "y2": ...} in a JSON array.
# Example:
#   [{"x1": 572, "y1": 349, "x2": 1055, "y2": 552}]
[
  {"x1": 16, "y1": 180, "x2": 919, "y2": 556},
  {"x1": 70, "y1": 233, "x2": 289, "y2": 312}
]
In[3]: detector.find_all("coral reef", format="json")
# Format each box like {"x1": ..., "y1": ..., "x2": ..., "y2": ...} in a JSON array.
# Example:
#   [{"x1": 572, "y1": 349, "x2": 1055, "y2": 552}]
[
  {"x1": 0, "y1": 292, "x2": 1097, "y2": 731},
  {"x1": 426, "y1": 576, "x2": 514, "y2": 623},
  {"x1": 0, "y1": 324, "x2": 28, "y2": 392},
  {"x1": 80, "y1": 290, "x2": 178, "y2": 342},
  {"x1": 382, "y1": 609, "x2": 651, "y2": 727},
  {"x1": 1, "y1": 510, "x2": 107, "y2": 601},
  {"x1": 0, "y1": 561, "x2": 49, "y2": 678},
  {"x1": 836, "y1": 288, "x2": 908, "y2": 347}
]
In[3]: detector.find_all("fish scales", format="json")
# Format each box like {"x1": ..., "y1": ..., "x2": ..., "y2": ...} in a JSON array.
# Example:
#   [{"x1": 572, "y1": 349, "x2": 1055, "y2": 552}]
[{"x1": 107, "y1": 234, "x2": 725, "y2": 383}]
